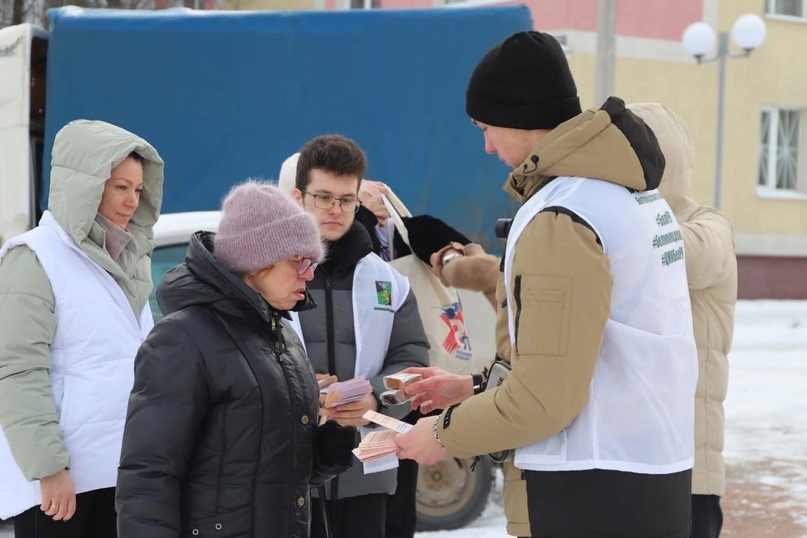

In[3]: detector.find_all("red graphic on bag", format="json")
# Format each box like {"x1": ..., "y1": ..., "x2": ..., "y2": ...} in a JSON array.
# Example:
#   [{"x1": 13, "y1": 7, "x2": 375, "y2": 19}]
[{"x1": 440, "y1": 302, "x2": 471, "y2": 354}]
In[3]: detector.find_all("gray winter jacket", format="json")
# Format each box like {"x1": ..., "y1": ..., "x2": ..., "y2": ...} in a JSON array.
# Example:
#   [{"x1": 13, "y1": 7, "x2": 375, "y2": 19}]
[
  {"x1": 0, "y1": 120, "x2": 163, "y2": 481},
  {"x1": 298, "y1": 222, "x2": 430, "y2": 499}
]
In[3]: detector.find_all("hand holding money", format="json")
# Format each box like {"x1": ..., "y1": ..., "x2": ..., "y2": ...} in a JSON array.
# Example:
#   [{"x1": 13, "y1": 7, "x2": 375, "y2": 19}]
[
  {"x1": 352, "y1": 411, "x2": 412, "y2": 462},
  {"x1": 322, "y1": 376, "x2": 376, "y2": 427}
]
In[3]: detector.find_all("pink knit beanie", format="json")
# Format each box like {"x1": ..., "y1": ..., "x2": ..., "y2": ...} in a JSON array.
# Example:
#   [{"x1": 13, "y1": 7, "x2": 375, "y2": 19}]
[{"x1": 214, "y1": 180, "x2": 324, "y2": 274}]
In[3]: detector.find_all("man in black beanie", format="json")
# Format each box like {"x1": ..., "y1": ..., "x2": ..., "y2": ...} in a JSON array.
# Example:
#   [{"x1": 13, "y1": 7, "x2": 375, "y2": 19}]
[
  {"x1": 395, "y1": 31, "x2": 699, "y2": 538},
  {"x1": 465, "y1": 30, "x2": 581, "y2": 133}
]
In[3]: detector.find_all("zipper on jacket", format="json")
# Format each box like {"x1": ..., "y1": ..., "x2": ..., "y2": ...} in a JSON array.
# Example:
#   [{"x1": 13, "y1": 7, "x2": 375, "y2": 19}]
[
  {"x1": 268, "y1": 314, "x2": 284, "y2": 362},
  {"x1": 514, "y1": 275, "x2": 522, "y2": 347},
  {"x1": 270, "y1": 317, "x2": 300, "y2": 483},
  {"x1": 275, "y1": 330, "x2": 300, "y2": 502},
  {"x1": 216, "y1": 405, "x2": 226, "y2": 511},
  {"x1": 325, "y1": 276, "x2": 336, "y2": 377},
  {"x1": 324, "y1": 274, "x2": 339, "y2": 501}
]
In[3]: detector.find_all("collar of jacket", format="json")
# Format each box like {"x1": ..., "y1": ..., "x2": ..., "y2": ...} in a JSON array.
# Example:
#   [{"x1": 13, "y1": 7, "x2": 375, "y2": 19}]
[
  {"x1": 319, "y1": 220, "x2": 374, "y2": 276},
  {"x1": 157, "y1": 231, "x2": 312, "y2": 326},
  {"x1": 503, "y1": 96, "x2": 666, "y2": 204},
  {"x1": 291, "y1": 288, "x2": 317, "y2": 313}
]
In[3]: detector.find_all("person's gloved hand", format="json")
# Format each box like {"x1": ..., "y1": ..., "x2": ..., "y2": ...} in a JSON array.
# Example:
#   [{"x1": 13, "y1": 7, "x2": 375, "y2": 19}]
[
  {"x1": 316, "y1": 420, "x2": 358, "y2": 469},
  {"x1": 403, "y1": 215, "x2": 471, "y2": 265}
]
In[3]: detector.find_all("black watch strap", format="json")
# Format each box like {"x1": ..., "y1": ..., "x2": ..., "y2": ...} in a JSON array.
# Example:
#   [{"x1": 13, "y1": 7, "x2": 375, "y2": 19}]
[{"x1": 472, "y1": 372, "x2": 485, "y2": 395}]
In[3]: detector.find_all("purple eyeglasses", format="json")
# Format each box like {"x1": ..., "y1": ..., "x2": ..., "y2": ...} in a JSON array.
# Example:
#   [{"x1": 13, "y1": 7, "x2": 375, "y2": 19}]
[{"x1": 297, "y1": 257, "x2": 318, "y2": 275}]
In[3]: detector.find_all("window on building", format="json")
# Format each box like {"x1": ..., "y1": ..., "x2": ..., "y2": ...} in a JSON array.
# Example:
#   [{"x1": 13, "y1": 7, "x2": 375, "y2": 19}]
[
  {"x1": 766, "y1": 0, "x2": 806, "y2": 18},
  {"x1": 759, "y1": 108, "x2": 801, "y2": 190}
]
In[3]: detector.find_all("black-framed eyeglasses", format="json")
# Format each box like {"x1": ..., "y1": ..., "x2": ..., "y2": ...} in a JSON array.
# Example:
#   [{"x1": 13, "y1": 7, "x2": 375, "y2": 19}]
[
  {"x1": 300, "y1": 190, "x2": 361, "y2": 214},
  {"x1": 297, "y1": 257, "x2": 319, "y2": 275}
]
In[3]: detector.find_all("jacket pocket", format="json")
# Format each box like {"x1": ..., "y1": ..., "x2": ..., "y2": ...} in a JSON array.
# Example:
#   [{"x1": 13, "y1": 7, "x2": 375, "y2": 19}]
[
  {"x1": 514, "y1": 275, "x2": 571, "y2": 357},
  {"x1": 185, "y1": 505, "x2": 252, "y2": 537}
]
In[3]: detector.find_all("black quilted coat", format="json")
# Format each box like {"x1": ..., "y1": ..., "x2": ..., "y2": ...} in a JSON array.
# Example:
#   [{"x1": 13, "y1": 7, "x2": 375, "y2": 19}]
[{"x1": 117, "y1": 232, "x2": 336, "y2": 538}]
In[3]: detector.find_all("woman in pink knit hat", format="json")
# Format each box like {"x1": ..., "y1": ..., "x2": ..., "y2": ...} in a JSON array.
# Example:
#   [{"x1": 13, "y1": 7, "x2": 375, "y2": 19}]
[{"x1": 116, "y1": 180, "x2": 357, "y2": 538}]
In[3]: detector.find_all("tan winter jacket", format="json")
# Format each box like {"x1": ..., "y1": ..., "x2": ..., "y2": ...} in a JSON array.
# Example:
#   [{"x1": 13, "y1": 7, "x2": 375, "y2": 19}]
[
  {"x1": 630, "y1": 103, "x2": 737, "y2": 496},
  {"x1": 435, "y1": 98, "x2": 667, "y2": 536},
  {"x1": 432, "y1": 242, "x2": 499, "y2": 310},
  {"x1": 0, "y1": 120, "x2": 164, "y2": 481}
]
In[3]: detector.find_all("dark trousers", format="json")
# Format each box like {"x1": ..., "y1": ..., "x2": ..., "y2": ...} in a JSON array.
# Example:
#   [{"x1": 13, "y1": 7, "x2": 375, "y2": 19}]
[
  {"x1": 690, "y1": 494, "x2": 723, "y2": 538},
  {"x1": 13, "y1": 487, "x2": 117, "y2": 538},
  {"x1": 385, "y1": 458, "x2": 419, "y2": 538},
  {"x1": 524, "y1": 468, "x2": 692, "y2": 538},
  {"x1": 311, "y1": 493, "x2": 387, "y2": 538}
]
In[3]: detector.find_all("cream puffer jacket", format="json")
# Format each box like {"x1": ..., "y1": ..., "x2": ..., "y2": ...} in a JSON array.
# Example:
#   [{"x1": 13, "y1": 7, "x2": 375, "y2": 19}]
[{"x1": 631, "y1": 102, "x2": 738, "y2": 496}]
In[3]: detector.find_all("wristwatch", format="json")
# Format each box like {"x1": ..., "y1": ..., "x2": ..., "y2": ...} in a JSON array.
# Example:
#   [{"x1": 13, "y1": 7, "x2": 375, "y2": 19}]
[{"x1": 441, "y1": 251, "x2": 462, "y2": 266}]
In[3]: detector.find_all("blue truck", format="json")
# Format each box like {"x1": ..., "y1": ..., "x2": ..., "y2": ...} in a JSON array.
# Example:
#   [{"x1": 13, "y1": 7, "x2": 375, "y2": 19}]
[
  {"x1": 0, "y1": 5, "x2": 532, "y2": 530},
  {"x1": 1, "y1": 5, "x2": 530, "y2": 248}
]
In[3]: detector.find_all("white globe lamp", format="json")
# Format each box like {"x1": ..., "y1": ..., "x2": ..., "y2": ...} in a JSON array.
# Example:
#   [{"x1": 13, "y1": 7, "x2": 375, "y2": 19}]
[
  {"x1": 731, "y1": 14, "x2": 767, "y2": 52},
  {"x1": 682, "y1": 22, "x2": 716, "y2": 60},
  {"x1": 679, "y1": 14, "x2": 766, "y2": 210}
]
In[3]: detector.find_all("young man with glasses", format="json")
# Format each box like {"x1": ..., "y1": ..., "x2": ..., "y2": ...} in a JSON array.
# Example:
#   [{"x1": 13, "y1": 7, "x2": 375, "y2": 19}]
[{"x1": 290, "y1": 134, "x2": 430, "y2": 538}]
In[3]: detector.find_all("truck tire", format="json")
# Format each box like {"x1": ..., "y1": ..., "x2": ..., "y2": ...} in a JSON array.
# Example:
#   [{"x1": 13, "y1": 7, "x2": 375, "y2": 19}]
[{"x1": 415, "y1": 455, "x2": 493, "y2": 531}]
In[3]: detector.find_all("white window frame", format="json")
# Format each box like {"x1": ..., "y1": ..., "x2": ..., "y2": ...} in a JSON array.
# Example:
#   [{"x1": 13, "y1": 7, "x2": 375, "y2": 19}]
[
  {"x1": 765, "y1": 0, "x2": 807, "y2": 20},
  {"x1": 757, "y1": 106, "x2": 806, "y2": 197}
]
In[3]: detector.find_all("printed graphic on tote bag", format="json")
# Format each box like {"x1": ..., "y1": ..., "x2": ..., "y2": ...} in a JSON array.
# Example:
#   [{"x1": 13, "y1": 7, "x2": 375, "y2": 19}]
[{"x1": 441, "y1": 302, "x2": 472, "y2": 361}]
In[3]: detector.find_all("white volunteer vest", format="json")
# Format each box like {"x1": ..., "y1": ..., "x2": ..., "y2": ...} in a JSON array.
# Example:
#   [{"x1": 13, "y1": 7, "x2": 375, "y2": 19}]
[
  {"x1": 290, "y1": 253, "x2": 410, "y2": 474},
  {"x1": 505, "y1": 178, "x2": 697, "y2": 474},
  {"x1": 0, "y1": 211, "x2": 152, "y2": 518}
]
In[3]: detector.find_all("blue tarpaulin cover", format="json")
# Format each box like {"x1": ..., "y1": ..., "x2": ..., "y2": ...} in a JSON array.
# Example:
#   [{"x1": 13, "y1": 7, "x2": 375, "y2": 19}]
[{"x1": 45, "y1": 6, "x2": 532, "y2": 246}]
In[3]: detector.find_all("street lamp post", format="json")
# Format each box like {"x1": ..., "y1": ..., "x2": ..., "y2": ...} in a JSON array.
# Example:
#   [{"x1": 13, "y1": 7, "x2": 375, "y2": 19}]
[{"x1": 682, "y1": 14, "x2": 766, "y2": 209}]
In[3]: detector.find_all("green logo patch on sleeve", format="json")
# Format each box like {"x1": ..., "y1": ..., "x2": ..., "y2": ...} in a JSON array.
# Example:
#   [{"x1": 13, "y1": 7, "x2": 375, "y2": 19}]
[{"x1": 375, "y1": 280, "x2": 392, "y2": 306}]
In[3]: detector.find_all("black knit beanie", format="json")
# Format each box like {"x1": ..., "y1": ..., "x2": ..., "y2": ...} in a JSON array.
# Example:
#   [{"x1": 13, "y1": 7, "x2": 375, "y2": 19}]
[{"x1": 466, "y1": 31, "x2": 582, "y2": 130}]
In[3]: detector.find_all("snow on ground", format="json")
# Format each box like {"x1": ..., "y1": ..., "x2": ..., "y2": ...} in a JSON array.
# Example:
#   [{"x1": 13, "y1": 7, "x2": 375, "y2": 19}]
[
  {"x1": 2, "y1": 300, "x2": 806, "y2": 538},
  {"x1": 719, "y1": 301, "x2": 807, "y2": 537}
]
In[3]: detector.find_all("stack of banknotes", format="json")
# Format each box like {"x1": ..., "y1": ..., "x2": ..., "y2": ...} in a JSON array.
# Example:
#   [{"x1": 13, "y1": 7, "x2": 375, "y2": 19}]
[
  {"x1": 352, "y1": 410, "x2": 413, "y2": 462},
  {"x1": 322, "y1": 376, "x2": 373, "y2": 408}
]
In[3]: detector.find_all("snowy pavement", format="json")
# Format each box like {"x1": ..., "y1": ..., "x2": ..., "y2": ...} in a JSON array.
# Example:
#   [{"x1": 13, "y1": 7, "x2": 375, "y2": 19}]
[
  {"x1": 719, "y1": 301, "x2": 807, "y2": 538},
  {"x1": 2, "y1": 300, "x2": 806, "y2": 537}
]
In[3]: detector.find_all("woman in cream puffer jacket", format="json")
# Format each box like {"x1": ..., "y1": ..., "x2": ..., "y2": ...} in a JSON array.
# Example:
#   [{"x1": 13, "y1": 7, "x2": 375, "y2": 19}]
[{"x1": 631, "y1": 102, "x2": 738, "y2": 538}]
